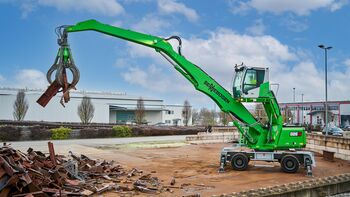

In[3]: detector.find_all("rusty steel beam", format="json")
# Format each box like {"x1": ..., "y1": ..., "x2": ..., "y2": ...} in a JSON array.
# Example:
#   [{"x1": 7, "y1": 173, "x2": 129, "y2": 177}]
[
  {"x1": 36, "y1": 81, "x2": 61, "y2": 107},
  {"x1": 47, "y1": 142, "x2": 56, "y2": 166},
  {"x1": 0, "y1": 156, "x2": 17, "y2": 176}
]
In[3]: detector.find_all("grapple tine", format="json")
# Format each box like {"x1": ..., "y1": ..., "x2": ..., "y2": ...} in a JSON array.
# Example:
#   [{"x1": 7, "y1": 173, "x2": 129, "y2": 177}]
[
  {"x1": 46, "y1": 52, "x2": 60, "y2": 84},
  {"x1": 55, "y1": 47, "x2": 66, "y2": 87},
  {"x1": 67, "y1": 64, "x2": 80, "y2": 88},
  {"x1": 67, "y1": 46, "x2": 80, "y2": 88},
  {"x1": 38, "y1": 27, "x2": 79, "y2": 108}
]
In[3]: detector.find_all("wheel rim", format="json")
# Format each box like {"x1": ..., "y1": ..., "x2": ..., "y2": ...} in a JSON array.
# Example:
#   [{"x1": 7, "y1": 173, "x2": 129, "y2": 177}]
[
  {"x1": 236, "y1": 158, "x2": 243, "y2": 166},
  {"x1": 284, "y1": 158, "x2": 296, "y2": 171},
  {"x1": 286, "y1": 160, "x2": 294, "y2": 169}
]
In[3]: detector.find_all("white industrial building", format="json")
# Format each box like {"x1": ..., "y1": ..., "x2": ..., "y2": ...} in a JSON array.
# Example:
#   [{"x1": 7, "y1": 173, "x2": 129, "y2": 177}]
[
  {"x1": 0, "y1": 88, "x2": 191, "y2": 126},
  {"x1": 280, "y1": 101, "x2": 350, "y2": 127}
]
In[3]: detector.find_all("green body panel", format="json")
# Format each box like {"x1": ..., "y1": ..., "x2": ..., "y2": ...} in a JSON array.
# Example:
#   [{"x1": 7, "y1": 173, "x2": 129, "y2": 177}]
[
  {"x1": 278, "y1": 127, "x2": 306, "y2": 148},
  {"x1": 63, "y1": 19, "x2": 306, "y2": 151}
]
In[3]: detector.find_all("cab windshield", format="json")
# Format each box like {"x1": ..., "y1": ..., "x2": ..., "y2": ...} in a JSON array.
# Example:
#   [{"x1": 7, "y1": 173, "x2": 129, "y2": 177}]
[
  {"x1": 233, "y1": 70, "x2": 244, "y2": 91},
  {"x1": 233, "y1": 67, "x2": 266, "y2": 97},
  {"x1": 242, "y1": 69, "x2": 265, "y2": 94}
]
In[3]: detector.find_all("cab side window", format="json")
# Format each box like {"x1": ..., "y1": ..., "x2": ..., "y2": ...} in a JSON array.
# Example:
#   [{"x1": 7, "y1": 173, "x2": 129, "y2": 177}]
[{"x1": 243, "y1": 69, "x2": 265, "y2": 93}]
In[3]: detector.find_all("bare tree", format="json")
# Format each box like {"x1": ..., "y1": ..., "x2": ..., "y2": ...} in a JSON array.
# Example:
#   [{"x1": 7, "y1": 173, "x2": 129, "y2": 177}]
[
  {"x1": 254, "y1": 103, "x2": 268, "y2": 125},
  {"x1": 219, "y1": 111, "x2": 229, "y2": 126},
  {"x1": 283, "y1": 106, "x2": 293, "y2": 124},
  {"x1": 191, "y1": 109, "x2": 199, "y2": 125},
  {"x1": 282, "y1": 107, "x2": 294, "y2": 124},
  {"x1": 13, "y1": 90, "x2": 29, "y2": 121},
  {"x1": 182, "y1": 100, "x2": 191, "y2": 126},
  {"x1": 199, "y1": 107, "x2": 216, "y2": 126},
  {"x1": 135, "y1": 97, "x2": 145, "y2": 125},
  {"x1": 77, "y1": 96, "x2": 95, "y2": 124}
]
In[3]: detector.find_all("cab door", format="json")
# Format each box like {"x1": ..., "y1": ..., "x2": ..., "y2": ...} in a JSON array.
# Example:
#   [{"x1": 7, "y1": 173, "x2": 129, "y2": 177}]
[{"x1": 242, "y1": 68, "x2": 265, "y2": 98}]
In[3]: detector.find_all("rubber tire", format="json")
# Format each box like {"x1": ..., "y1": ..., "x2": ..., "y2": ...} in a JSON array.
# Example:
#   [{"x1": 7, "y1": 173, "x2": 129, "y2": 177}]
[
  {"x1": 231, "y1": 153, "x2": 249, "y2": 171},
  {"x1": 281, "y1": 155, "x2": 299, "y2": 173}
]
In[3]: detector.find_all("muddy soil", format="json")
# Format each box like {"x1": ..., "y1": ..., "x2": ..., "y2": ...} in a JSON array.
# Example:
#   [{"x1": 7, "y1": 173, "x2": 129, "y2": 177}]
[{"x1": 81, "y1": 143, "x2": 350, "y2": 196}]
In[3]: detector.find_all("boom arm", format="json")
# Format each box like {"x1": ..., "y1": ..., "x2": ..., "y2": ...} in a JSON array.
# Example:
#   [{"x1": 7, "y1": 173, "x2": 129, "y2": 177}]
[
  {"x1": 39, "y1": 19, "x2": 308, "y2": 151},
  {"x1": 65, "y1": 20, "x2": 264, "y2": 135}
]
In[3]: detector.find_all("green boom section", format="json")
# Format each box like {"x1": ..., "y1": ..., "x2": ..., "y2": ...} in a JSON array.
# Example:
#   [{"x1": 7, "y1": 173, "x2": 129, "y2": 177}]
[
  {"x1": 66, "y1": 20, "x2": 262, "y2": 128},
  {"x1": 65, "y1": 19, "x2": 306, "y2": 150}
]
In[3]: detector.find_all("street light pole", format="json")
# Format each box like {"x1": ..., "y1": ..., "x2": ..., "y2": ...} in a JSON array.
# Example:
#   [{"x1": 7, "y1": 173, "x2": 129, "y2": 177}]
[
  {"x1": 301, "y1": 93, "x2": 304, "y2": 124},
  {"x1": 293, "y1": 88, "x2": 295, "y2": 103},
  {"x1": 318, "y1": 44, "x2": 332, "y2": 136},
  {"x1": 293, "y1": 87, "x2": 296, "y2": 124}
]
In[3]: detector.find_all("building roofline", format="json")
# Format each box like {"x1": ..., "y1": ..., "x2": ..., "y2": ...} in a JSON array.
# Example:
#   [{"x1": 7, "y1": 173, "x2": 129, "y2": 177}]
[
  {"x1": 0, "y1": 87, "x2": 126, "y2": 95},
  {"x1": 163, "y1": 104, "x2": 192, "y2": 107},
  {"x1": 71, "y1": 96, "x2": 163, "y2": 102},
  {"x1": 108, "y1": 103, "x2": 189, "y2": 108},
  {"x1": 280, "y1": 100, "x2": 350, "y2": 105},
  {"x1": 0, "y1": 87, "x2": 163, "y2": 101}
]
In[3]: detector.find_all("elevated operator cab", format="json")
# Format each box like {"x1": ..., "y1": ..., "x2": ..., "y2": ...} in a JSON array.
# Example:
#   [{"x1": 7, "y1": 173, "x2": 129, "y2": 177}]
[{"x1": 232, "y1": 64, "x2": 269, "y2": 99}]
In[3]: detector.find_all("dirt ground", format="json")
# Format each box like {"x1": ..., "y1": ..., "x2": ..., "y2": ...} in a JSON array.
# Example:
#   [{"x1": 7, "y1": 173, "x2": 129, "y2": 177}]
[{"x1": 82, "y1": 143, "x2": 350, "y2": 196}]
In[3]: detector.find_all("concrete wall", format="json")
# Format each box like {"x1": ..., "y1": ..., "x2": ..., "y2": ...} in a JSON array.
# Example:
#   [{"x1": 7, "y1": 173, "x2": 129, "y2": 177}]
[
  {"x1": 227, "y1": 173, "x2": 350, "y2": 197},
  {"x1": 186, "y1": 127, "x2": 239, "y2": 144},
  {"x1": 186, "y1": 132, "x2": 239, "y2": 144},
  {"x1": 145, "y1": 111, "x2": 162, "y2": 125},
  {"x1": 306, "y1": 134, "x2": 350, "y2": 160},
  {"x1": 212, "y1": 127, "x2": 237, "y2": 133},
  {"x1": 186, "y1": 129, "x2": 350, "y2": 161}
]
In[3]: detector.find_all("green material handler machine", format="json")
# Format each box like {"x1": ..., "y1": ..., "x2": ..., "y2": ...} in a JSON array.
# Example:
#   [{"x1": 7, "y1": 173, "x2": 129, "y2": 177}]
[{"x1": 38, "y1": 20, "x2": 315, "y2": 176}]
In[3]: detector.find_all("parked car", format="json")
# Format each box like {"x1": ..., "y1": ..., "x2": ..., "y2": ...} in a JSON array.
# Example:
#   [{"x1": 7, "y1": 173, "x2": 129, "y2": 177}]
[
  {"x1": 343, "y1": 125, "x2": 350, "y2": 131},
  {"x1": 154, "y1": 122, "x2": 166, "y2": 126},
  {"x1": 322, "y1": 126, "x2": 344, "y2": 136}
]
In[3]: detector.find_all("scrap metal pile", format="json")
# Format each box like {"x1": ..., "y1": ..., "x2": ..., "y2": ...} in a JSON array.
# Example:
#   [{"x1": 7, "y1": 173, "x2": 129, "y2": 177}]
[{"x1": 0, "y1": 143, "x2": 166, "y2": 196}]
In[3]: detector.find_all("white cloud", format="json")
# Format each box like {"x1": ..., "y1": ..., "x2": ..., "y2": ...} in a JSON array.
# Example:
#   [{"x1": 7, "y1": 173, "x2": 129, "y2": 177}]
[
  {"x1": 127, "y1": 42, "x2": 164, "y2": 62},
  {"x1": 122, "y1": 0, "x2": 153, "y2": 3},
  {"x1": 38, "y1": 0, "x2": 124, "y2": 16},
  {"x1": 0, "y1": 74, "x2": 5, "y2": 82},
  {"x1": 111, "y1": 20, "x2": 123, "y2": 27},
  {"x1": 123, "y1": 28, "x2": 295, "y2": 101},
  {"x1": 157, "y1": 0, "x2": 199, "y2": 22},
  {"x1": 344, "y1": 58, "x2": 350, "y2": 67},
  {"x1": 328, "y1": 67, "x2": 350, "y2": 99},
  {"x1": 229, "y1": 0, "x2": 251, "y2": 15},
  {"x1": 283, "y1": 17, "x2": 309, "y2": 32},
  {"x1": 5, "y1": 0, "x2": 124, "y2": 17},
  {"x1": 122, "y1": 67, "x2": 148, "y2": 86},
  {"x1": 120, "y1": 28, "x2": 350, "y2": 105},
  {"x1": 15, "y1": 69, "x2": 47, "y2": 89},
  {"x1": 132, "y1": 14, "x2": 170, "y2": 34},
  {"x1": 114, "y1": 58, "x2": 134, "y2": 68},
  {"x1": 230, "y1": 0, "x2": 347, "y2": 15},
  {"x1": 180, "y1": 29, "x2": 297, "y2": 92},
  {"x1": 272, "y1": 61, "x2": 325, "y2": 102},
  {"x1": 330, "y1": 0, "x2": 349, "y2": 11},
  {"x1": 181, "y1": 31, "x2": 350, "y2": 102},
  {"x1": 121, "y1": 64, "x2": 193, "y2": 93},
  {"x1": 246, "y1": 19, "x2": 266, "y2": 35},
  {"x1": 20, "y1": 0, "x2": 37, "y2": 18}
]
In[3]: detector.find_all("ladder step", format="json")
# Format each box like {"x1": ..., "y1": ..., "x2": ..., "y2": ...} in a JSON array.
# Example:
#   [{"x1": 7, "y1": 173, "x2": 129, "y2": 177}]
[{"x1": 253, "y1": 164, "x2": 275, "y2": 168}]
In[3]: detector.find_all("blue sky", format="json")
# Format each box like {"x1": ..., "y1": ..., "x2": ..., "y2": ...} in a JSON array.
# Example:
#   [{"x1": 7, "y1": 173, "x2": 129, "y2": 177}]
[{"x1": 0, "y1": 0, "x2": 350, "y2": 109}]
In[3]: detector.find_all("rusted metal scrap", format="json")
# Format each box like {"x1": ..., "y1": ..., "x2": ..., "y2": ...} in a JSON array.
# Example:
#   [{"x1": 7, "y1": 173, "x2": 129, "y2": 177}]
[
  {"x1": 36, "y1": 80, "x2": 62, "y2": 108},
  {"x1": 0, "y1": 143, "x2": 168, "y2": 196}
]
